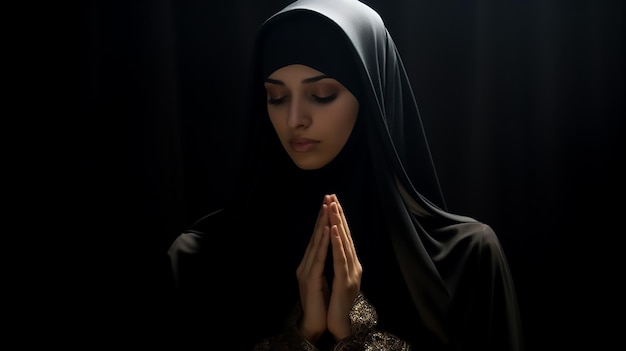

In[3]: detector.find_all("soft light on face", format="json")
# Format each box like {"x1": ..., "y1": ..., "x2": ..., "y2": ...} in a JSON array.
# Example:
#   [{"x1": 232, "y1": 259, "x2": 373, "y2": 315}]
[{"x1": 264, "y1": 64, "x2": 359, "y2": 170}]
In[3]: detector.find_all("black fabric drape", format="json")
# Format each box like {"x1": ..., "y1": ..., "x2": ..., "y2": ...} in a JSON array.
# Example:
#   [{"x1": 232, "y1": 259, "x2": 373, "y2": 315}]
[{"x1": 83, "y1": 0, "x2": 624, "y2": 349}]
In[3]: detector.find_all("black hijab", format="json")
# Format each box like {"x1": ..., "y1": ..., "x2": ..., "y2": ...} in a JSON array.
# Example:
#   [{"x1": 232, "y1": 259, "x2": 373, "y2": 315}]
[
  {"x1": 230, "y1": 0, "x2": 469, "y2": 340},
  {"x1": 172, "y1": 0, "x2": 524, "y2": 349}
]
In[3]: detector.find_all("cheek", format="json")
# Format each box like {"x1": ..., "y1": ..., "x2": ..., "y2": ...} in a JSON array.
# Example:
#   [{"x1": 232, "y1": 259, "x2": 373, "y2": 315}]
[
  {"x1": 327, "y1": 103, "x2": 358, "y2": 147},
  {"x1": 268, "y1": 110, "x2": 290, "y2": 143},
  {"x1": 267, "y1": 111, "x2": 279, "y2": 130},
  {"x1": 337, "y1": 100, "x2": 359, "y2": 133}
]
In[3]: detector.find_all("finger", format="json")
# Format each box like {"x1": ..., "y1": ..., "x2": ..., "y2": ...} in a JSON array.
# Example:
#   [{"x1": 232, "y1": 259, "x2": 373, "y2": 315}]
[
  {"x1": 330, "y1": 224, "x2": 348, "y2": 279},
  {"x1": 302, "y1": 224, "x2": 331, "y2": 279},
  {"x1": 331, "y1": 194, "x2": 353, "y2": 246},
  {"x1": 323, "y1": 193, "x2": 333, "y2": 206},
  {"x1": 313, "y1": 225, "x2": 331, "y2": 276},
  {"x1": 330, "y1": 197, "x2": 361, "y2": 276},
  {"x1": 329, "y1": 201, "x2": 355, "y2": 265},
  {"x1": 298, "y1": 203, "x2": 330, "y2": 276}
]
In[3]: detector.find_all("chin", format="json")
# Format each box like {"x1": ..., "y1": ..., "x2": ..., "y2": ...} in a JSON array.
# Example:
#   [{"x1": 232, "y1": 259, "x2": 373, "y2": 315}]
[
  {"x1": 292, "y1": 158, "x2": 328, "y2": 170},
  {"x1": 294, "y1": 163, "x2": 323, "y2": 171}
]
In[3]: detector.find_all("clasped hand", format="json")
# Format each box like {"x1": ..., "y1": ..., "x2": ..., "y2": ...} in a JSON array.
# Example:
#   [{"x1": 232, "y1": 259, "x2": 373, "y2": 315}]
[{"x1": 296, "y1": 194, "x2": 363, "y2": 343}]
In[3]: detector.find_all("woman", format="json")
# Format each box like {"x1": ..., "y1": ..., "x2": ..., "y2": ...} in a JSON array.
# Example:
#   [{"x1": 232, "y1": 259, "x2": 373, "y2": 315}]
[{"x1": 168, "y1": 0, "x2": 524, "y2": 350}]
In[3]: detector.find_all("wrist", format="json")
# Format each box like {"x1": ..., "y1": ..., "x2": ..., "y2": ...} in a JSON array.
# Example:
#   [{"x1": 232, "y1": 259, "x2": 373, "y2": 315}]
[
  {"x1": 330, "y1": 321, "x2": 352, "y2": 342},
  {"x1": 298, "y1": 322, "x2": 324, "y2": 344}
]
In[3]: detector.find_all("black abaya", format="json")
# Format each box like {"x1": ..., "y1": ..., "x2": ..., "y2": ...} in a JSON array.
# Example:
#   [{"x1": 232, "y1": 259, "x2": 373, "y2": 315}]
[{"x1": 168, "y1": 0, "x2": 524, "y2": 350}]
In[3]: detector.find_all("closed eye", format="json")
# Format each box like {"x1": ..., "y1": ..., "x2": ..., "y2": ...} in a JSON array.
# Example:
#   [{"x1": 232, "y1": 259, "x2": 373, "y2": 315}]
[
  {"x1": 314, "y1": 93, "x2": 337, "y2": 103},
  {"x1": 267, "y1": 96, "x2": 286, "y2": 105}
]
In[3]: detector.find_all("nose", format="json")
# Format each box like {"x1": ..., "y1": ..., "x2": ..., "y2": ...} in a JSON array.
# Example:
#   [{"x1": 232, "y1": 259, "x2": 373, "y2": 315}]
[{"x1": 286, "y1": 96, "x2": 311, "y2": 129}]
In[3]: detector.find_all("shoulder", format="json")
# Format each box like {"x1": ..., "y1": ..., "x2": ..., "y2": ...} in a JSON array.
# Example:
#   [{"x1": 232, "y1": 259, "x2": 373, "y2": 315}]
[
  {"x1": 168, "y1": 208, "x2": 227, "y2": 257},
  {"x1": 434, "y1": 220, "x2": 507, "y2": 262},
  {"x1": 455, "y1": 221, "x2": 500, "y2": 247},
  {"x1": 168, "y1": 208, "x2": 233, "y2": 289}
]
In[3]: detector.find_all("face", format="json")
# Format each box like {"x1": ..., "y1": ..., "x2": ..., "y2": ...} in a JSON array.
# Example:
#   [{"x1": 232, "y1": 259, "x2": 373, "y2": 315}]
[{"x1": 264, "y1": 64, "x2": 359, "y2": 170}]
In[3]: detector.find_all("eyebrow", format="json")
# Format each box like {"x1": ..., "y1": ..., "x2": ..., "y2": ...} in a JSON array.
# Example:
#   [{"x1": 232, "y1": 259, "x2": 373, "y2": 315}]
[{"x1": 264, "y1": 74, "x2": 331, "y2": 85}]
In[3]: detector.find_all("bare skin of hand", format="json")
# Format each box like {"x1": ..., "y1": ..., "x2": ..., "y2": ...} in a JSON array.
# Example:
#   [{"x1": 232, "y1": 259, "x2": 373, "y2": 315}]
[
  {"x1": 296, "y1": 199, "x2": 331, "y2": 342},
  {"x1": 295, "y1": 194, "x2": 363, "y2": 343},
  {"x1": 326, "y1": 194, "x2": 362, "y2": 341}
]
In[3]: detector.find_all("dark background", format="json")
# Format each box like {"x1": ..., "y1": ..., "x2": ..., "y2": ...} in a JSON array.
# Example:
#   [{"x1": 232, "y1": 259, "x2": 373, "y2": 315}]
[{"x1": 79, "y1": 0, "x2": 623, "y2": 349}]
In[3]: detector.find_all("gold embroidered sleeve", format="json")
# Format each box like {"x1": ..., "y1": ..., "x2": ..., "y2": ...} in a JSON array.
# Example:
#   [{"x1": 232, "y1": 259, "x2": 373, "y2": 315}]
[
  {"x1": 252, "y1": 293, "x2": 410, "y2": 351},
  {"x1": 332, "y1": 293, "x2": 411, "y2": 351}
]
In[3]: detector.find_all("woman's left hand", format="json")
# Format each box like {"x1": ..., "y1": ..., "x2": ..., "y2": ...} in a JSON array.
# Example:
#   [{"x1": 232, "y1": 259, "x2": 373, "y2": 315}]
[{"x1": 325, "y1": 194, "x2": 362, "y2": 341}]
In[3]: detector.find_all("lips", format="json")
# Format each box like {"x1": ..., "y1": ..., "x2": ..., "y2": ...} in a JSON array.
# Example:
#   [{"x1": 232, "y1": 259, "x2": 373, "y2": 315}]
[{"x1": 289, "y1": 137, "x2": 320, "y2": 152}]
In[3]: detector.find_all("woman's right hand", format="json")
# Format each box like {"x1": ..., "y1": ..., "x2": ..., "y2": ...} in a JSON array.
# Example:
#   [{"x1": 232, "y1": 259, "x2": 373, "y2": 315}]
[{"x1": 296, "y1": 198, "x2": 332, "y2": 343}]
